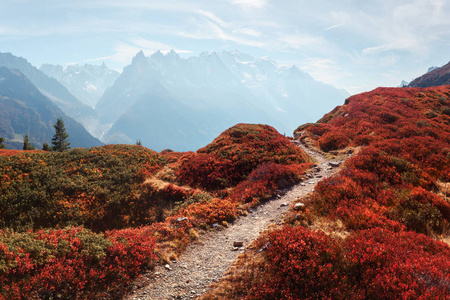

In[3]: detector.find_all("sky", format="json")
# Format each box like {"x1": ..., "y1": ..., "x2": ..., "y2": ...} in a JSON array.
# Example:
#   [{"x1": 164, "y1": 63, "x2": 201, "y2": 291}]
[{"x1": 1, "y1": 0, "x2": 450, "y2": 94}]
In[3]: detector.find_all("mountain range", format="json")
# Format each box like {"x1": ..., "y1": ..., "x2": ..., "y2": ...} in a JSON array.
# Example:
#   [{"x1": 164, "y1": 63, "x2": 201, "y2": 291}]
[
  {"x1": 96, "y1": 50, "x2": 349, "y2": 151},
  {"x1": 0, "y1": 52, "x2": 101, "y2": 137},
  {"x1": 0, "y1": 66, "x2": 102, "y2": 149},
  {"x1": 40, "y1": 63, "x2": 120, "y2": 108},
  {"x1": 0, "y1": 50, "x2": 350, "y2": 151}
]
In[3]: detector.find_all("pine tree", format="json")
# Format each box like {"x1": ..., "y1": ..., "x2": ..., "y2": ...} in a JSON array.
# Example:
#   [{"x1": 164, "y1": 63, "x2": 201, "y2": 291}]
[
  {"x1": 23, "y1": 134, "x2": 35, "y2": 150},
  {"x1": 0, "y1": 137, "x2": 5, "y2": 149},
  {"x1": 42, "y1": 142, "x2": 51, "y2": 151},
  {"x1": 52, "y1": 118, "x2": 71, "y2": 152}
]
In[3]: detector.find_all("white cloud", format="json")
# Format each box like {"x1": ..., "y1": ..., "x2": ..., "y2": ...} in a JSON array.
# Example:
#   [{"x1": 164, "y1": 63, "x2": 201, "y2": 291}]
[
  {"x1": 277, "y1": 33, "x2": 326, "y2": 52},
  {"x1": 84, "y1": 56, "x2": 114, "y2": 63},
  {"x1": 300, "y1": 57, "x2": 350, "y2": 88},
  {"x1": 230, "y1": 0, "x2": 268, "y2": 9},
  {"x1": 324, "y1": 23, "x2": 344, "y2": 31},
  {"x1": 232, "y1": 28, "x2": 262, "y2": 37}
]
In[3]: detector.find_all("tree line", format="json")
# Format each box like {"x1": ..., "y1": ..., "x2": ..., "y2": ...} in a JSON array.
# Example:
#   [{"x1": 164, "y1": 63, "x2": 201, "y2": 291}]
[{"x1": 0, "y1": 118, "x2": 71, "y2": 152}]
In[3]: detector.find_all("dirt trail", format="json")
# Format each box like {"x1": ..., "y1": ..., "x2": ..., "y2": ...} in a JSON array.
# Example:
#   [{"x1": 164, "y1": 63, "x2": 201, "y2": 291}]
[{"x1": 125, "y1": 140, "x2": 343, "y2": 300}]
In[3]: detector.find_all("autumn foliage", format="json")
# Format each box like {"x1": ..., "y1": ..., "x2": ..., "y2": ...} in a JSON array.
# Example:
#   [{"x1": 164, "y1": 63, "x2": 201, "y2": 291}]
[
  {"x1": 0, "y1": 124, "x2": 311, "y2": 298},
  {"x1": 203, "y1": 87, "x2": 450, "y2": 299},
  {"x1": 208, "y1": 227, "x2": 450, "y2": 299}
]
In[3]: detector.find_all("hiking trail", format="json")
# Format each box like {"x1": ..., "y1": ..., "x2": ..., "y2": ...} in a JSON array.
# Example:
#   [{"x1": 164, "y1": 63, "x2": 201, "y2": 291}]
[{"x1": 125, "y1": 140, "x2": 345, "y2": 300}]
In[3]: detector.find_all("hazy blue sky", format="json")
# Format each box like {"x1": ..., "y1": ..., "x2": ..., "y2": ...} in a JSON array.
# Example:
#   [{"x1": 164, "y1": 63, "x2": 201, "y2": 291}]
[{"x1": 1, "y1": 0, "x2": 449, "y2": 94}]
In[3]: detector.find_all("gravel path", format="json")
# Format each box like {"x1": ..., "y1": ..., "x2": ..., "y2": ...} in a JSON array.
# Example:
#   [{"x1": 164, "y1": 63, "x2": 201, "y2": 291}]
[{"x1": 125, "y1": 140, "x2": 342, "y2": 300}]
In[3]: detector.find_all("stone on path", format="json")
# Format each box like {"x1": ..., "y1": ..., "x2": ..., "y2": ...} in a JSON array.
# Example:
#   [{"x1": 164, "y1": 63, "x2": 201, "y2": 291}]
[
  {"x1": 329, "y1": 161, "x2": 341, "y2": 168},
  {"x1": 294, "y1": 203, "x2": 306, "y2": 211},
  {"x1": 233, "y1": 241, "x2": 244, "y2": 247}
]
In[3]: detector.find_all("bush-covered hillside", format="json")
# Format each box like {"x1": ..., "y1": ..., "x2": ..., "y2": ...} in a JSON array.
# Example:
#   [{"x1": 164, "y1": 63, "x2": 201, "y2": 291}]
[
  {"x1": 202, "y1": 87, "x2": 450, "y2": 299},
  {"x1": 0, "y1": 124, "x2": 311, "y2": 299}
]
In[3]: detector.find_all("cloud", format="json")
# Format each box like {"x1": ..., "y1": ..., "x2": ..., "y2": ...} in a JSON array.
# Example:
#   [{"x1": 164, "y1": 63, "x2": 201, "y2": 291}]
[
  {"x1": 362, "y1": 44, "x2": 391, "y2": 55},
  {"x1": 232, "y1": 28, "x2": 262, "y2": 37},
  {"x1": 229, "y1": 0, "x2": 268, "y2": 9},
  {"x1": 277, "y1": 33, "x2": 326, "y2": 52},
  {"x1": 324, "y1": 23, "x2": 344, "y2": 31},
  {"x1": 177, "y1": 9, "x2": 267, "y2": 48},
  {"x1": 84, "y1": 56, "x2": 114, "y2": 63},
  {"x1": 300, "y1": 57, "x2": 350, "y2": 85}
]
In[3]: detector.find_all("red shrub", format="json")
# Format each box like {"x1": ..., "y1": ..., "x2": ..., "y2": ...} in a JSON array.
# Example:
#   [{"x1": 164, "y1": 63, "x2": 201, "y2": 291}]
[{"x1": 318, "y1": 131, "x2": 350, "y2": 152}]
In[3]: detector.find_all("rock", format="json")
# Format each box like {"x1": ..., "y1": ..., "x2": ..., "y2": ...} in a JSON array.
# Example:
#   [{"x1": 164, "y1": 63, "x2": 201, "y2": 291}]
[
  {"x1": 212, "y1": 223, "x2": 219, "y2": 228},
  {"x1": 165, "y1": 264, "x2": 172, "y2": 271},
  {"x1": 329, "y1": 161, "x2": 341, "y2": 168},
  {"x1": 307, "y1": 173, "x2": 313, "y2": 178},
  {"x1": 294, "y1": 203, "x2": 306, "y2": 211},
  {"x1": 280, "y1": 203, "x2": 288, "y2": 207},
  {"x1": 176, "y1": 217, "x2": 188, "y2": 222},
  {"x1": 300, "y1": 183, "x2": 307, "y2": 186},
  {"x1": 233, "y1": 241, "x2": 244, "y2": 247},
  {"x1": 232, "y1": 247, "x2": 240, "y2": 251},
  {"x1": 316, "y1": 175, "x2": 322, "y2": 178},
  {"x1": 308, "y1": 181, "x2": 314, "y2": 184}
]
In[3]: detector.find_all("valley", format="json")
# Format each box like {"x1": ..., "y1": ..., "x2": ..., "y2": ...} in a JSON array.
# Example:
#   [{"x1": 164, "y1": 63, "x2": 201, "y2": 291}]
[{"x1": 0, "y1": 51, "x2": 449, "y2": 300}]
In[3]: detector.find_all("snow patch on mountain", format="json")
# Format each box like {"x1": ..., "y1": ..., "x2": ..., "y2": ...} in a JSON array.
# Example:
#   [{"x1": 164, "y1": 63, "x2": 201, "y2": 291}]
[{"x1": 40, "y1": 63, "x2": 120, "y2": 108}]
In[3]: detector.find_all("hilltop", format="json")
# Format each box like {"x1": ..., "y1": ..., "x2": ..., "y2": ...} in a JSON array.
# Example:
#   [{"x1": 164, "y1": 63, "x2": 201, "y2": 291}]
[{"x1": 202, "y1": 86, "x2": 450, "y2": 299}]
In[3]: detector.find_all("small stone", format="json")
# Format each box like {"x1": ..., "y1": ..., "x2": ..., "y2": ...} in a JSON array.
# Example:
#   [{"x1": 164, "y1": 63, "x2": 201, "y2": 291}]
[
  {"x1": 280, "y1": 203, "x2": 288, "y2": 207},
  {"x1": 212, "y1": 223, "x2": 219, "y2": 228},
  {"x1": 232, "y1": 247, "x2": 240, "y2": 251},
  {"x1": 308, "y1": 181, "x2": 314, "y2": 184},
  {"x1": 300, "y1": 183, "x2": 307, "y2": 186},
  {"x1": 165, "y1": 264, "x2": 172, "y2": 271},
  {"x1": 307, "y1": 173, "x2": 313, "y2": 178},
  {"x1": 316, "y1": 175, "x2": 323, "y2": 178},
  {"x1": 233, "y1": 241, "x2": 244, "y2": 247},
  {"x1": 176, "y1": 217, "x2": 188, "y2": 222},
  {"x1": 294, "y1": 203, "x2": 306, "y2": 211},
  {"x1": 329, "y1": 161, "x2": 341, "y2": 168}
]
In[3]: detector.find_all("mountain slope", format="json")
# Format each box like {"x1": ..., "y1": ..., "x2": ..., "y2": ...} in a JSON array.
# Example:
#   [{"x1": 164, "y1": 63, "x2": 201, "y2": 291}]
[
  {"x1": 408, "y1": 61, "x2": 450, "y2": 87},
  {"x1": 0, "y1": 67, "x2": 102, "y2": 149},
  {"x1": 96, "y1": 50, "x2": 349, "y2": 151},
  {"x1": 203, "y1": 86, "x2": 450, "y2": 299},
  {"x1": 0, "y1": 52, "x2": 100, "y2": 136},
  {"x1": 40, "y1": 63, "x2": 119, "y2": 108}
]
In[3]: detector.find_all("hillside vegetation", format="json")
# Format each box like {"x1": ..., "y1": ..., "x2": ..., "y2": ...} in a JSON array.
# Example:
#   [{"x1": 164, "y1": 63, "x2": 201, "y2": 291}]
[
  {"x1": 0, "y1": 124, "x2": 311, "y2": 299},
  {"x1": 202, "y1": 87, "x2": 450, "y2": 299}
]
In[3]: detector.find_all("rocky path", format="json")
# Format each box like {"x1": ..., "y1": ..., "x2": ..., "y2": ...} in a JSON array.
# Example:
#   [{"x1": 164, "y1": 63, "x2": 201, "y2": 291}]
[{"x1": 125, "y1": 140, "x2": 343, "y2": 300}]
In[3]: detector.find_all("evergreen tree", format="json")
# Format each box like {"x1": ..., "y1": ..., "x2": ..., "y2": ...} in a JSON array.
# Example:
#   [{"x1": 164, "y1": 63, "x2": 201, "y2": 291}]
[
  {"x1": 136, "y1": 139, "x2": 142, "y2": 146},
  {"x1": 0, "y1": 137, "x2": 5, "y2": 149},
  {"x1": 23, "y1": 134, "x2": 35, "y2": 150},
  {"x1": 52, "y1": 118, "x2": 71, "y2": 152},
  {"x1": 42, "y1": 142, "x2": 51, "y2": 151}
]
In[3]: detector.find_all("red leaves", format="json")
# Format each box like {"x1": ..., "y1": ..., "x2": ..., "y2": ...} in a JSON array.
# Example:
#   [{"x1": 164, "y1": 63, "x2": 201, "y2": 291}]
[
  {"x1": 0, "y1": 227, "x2": 157, "y2": 299},
  {"x1": 0, "y1": 124, "x2": 313, "y2": 298},
  {"x1": 231, "y1": 227, "x2": 450, "y2": 300},
  {"x1": 178, "y1": 124, "x2": 310, "y2": 190}
]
